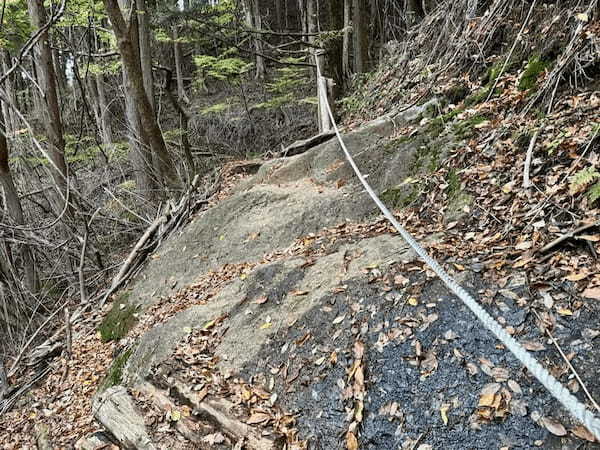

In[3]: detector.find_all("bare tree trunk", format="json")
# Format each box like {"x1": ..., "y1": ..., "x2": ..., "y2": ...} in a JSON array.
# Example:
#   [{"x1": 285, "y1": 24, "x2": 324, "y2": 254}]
[
  {"x1": 352, "y1": 0, "x2": 369, "y2": 73},
  {"x1": 104, "y1": 0, "x2": 178, "y2": 189},
  {"x1": 173, "y1": 27, "x2": 189, "y2": 103},
  {"x1": 0, "y1": 108, "x2": 38, "y2": 292},
  {"x1": 136, "y1": 0, "x2": 154, "y2": 111},
  {"x1": 342, "y1": 0, "x2": 351, "y2": 78},
  {"x1": 327, "y1": 0, "x2": 344, "y2": 90},
  {"x1": 26, "y1": 0, "x2": 72, "y2": 218},
  {"x1": 1, "y1": 52, "x2": 17, "y2": 135},
  {"x1": 243, "y1": 0, "x2": 265, "y2": 79},
  {"x1": 96, "y1": 74, "x2": 114, "y2": 149}
]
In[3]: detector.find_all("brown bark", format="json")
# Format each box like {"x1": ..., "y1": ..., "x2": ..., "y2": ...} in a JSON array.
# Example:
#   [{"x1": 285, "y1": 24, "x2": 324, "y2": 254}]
[
  {"x1": 104, "y1": 0, "x2": 178, "y2": 189},
  {"x1": 342, "y1": 0, "x2": 351, "y2": 77},
  {"x1": 243, "y1": 0, "x2": 265, "y2": 79},
  {"x1": 26, "y1": 0, "x2": 71, "y2": 212},
  {"x1": 0, "y1": 108, "x2": 38, "y2": 292},
  {"x1": 352, "y1": 0, "x2": 369, "y2": 73},
  {"x1": 327, "y1": 0, "x2": 344, "y2": 90},
  {"x1": 173, "y1": 27, "x2": 189, "y2": 103}
]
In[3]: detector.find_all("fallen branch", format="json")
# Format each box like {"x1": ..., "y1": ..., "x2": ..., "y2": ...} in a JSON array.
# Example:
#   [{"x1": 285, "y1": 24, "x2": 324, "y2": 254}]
[
  {"x1": 171, "y1": 380, "x2": 283, "y2": 450},
  {"x1": 137, "y1": 382, "x2": 208, "y2": 444},
  {"x1": 93, "y1": 386, "x2": 156, "y2": 450},
  {"x1": 537, "y1": 221, "x2": 600, "y2": 254},
  {"x1": 523, "y1": 129, "x2": 539, "y2": 189},
  {"x1": 281, "y1": 131, "x2": 335, "y2": 157}
]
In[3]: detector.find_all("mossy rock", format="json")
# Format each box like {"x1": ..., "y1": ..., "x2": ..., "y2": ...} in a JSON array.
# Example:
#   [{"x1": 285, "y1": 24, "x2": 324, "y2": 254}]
[
  {"x1": 452, "y1": 115, "x2": 488, "y2": 139},
  {"x1": 98, "y1": 292, "x2": 138, "y2": 342},
  {"x1": 381, "y1": 182, "x2": 422, "y2": 209},
  {"x1": 518, "y1": 55, "x2": 551, "y2": 91},
  {"x1": 445, "y1": 190, "x2": 473, "y2": 223},
  {"x1": 443, "y1": 84, "x2": 470, "y2": 104},
  {"x1": 97, "y1": 348, "x2": 133, "y2": 393}
]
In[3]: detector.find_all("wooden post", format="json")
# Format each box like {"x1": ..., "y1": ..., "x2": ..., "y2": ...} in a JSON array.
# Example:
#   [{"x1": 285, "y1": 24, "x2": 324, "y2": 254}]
[{"x1": 315, "y1": 50, "x2": 333, "y2": 132}]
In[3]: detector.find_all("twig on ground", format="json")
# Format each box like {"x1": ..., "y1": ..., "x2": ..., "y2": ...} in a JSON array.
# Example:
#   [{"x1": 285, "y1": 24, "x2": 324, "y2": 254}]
[
  {"x1": 523, "y1": 129, "x2": 540, "y2": 189},
  {"x1": 532, "y1": 309, "x2": 600, "y2": 414}
]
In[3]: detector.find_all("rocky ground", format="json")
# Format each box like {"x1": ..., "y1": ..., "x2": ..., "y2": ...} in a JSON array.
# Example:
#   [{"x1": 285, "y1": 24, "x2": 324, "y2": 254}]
[{"x1": 2, "y1": 88, "x2": 600, "y2": 449}]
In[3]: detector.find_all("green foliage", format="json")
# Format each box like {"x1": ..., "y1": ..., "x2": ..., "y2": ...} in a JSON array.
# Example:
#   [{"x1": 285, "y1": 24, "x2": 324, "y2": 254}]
[
  {"x1": 518, "y1": 55, "x2": 551, "y2": 91},
  {"x1": 569, "y1": 166, "x2": 600, "y2": 195},
  {"x1": 98, "y1": 348, "x2": 132, "y2": 392},
  {"x1": 194, "y1": 53, "x2": 252, "y2": 80},
  {"x1": 59, "y1": 0, "x2": 105, "y2": 28},
  {"x1": 98, "y1": 292, "x2": 137, "y2": 342},
  {"x1": 0, "y1": 0, "x2": 31, "y2": 50},
  {"x1": 201, "y1": 102, "x2": 231, "y2": 115},
  {"x1": 253, "y1": 58, "x2": 311, "y2": 110},
  {"x1": 588, "y1": 183, "x2": 600, "y2": 204}
]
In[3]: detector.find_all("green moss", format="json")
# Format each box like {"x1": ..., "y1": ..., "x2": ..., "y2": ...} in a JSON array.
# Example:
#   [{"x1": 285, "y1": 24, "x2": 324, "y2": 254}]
[
  {"x1": 446, "y1": 169, "x2": 461, "y2": 199},
  {"x1": 381, "y1": 183, "x2": 421, "y2": 209},
  {"x1": 98, "y1": 348, "x2": 132, "y2": 392},
  {"x1": 444, "y1": 84, "x2": 470, "y2": 104},
  {"x1": 98, "y1": 292, "x2": 137, "y2": 342},
  {"x1": 518, "y1": 55, "x2": 551, "y2": 91},
  {"x1": 452, "y1": 115, "x2": 487, "y2": 139}
]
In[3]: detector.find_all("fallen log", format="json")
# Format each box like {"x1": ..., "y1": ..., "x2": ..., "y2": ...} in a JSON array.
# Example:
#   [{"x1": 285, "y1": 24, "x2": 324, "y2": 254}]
[
  {"x1": 93, "y1": 386, "x2": 156, "y2": 450},
  {"x1": 171, "y1": 380, "x2": 283, "y2": 450},
  {"x1": 281, "y1": 131, "x2": 335, "y2": 157},
  {"x1": 137, "y1": 382, "x2": 209, "y2": 445}
]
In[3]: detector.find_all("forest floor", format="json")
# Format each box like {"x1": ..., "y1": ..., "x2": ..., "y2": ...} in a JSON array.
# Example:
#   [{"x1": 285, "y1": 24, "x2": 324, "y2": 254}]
[{"x1": 1, "y1": 68, "x2": 600, "y2": 450}]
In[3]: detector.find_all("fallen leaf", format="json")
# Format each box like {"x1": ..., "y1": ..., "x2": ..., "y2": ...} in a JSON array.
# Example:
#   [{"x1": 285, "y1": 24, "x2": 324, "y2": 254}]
[
  {"x1": 566, "y1": 272, "x2": 589, "y2": 282},
  {"x1": 571, "y1": 425, "x2": 596, "y2": 442},
  {"x1": 291, "y1": 290, "x2": 309, "y2": 296},
  {"x1": 542, "y1": 417, "x2": 567, "y2": 436},
  {"x1": 346, "y1": 432, "x2": 358, "y2": 450},
  {"x1": 333, "y1": 315, "x2": 346, "y2": 324},
  {"x1": 254, "y1": 296, "x2": 268, "y2": 304},
  {"x1": 440, "y1": 405, "x2": 450, "y2": 425},
  {"x1": 246, "y1": 412, "x2": 270, "y2": 424},
  {"x1": 582, "y1": 287, "x2": 600, "y2": 300}
]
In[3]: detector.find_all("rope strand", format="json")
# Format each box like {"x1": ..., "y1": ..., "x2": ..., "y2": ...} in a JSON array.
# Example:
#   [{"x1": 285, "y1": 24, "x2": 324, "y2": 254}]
[{"x1": 314, "y1": 64, "x2": 600, "y2": 440}]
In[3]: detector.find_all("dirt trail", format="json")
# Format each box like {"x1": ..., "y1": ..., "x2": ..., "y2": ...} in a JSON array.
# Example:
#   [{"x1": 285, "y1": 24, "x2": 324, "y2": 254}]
[{"x1": 99, "y1": 107, "x2": 600, "y2": 449}]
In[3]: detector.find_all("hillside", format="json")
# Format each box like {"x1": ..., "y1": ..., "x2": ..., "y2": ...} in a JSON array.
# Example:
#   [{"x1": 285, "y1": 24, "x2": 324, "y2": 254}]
[{"x1": 1, "y1": 0, "x2": 600, "y2": 449}]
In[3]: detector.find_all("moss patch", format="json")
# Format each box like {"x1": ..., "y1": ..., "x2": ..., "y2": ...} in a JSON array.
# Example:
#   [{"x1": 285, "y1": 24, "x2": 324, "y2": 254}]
[
  {"x1": 381, "y1": 182, "x2": 422, "y2": 209},
  {"x1": 452, "y1": 115, "x2": 488, "y2": 139},
  {"x1": 518, "y1": 55, "x2": 551, "y2": 91},
  {"x1": 98, "y1": 292, "x2": 137, "y2": 342},
  {"x1": 98, "y1": 348, "x2": 133, "y2": 393}
]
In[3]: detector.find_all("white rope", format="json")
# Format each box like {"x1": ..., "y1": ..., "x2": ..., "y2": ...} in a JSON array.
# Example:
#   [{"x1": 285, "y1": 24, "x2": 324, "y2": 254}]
[{"x1": 315, "y1": 65, "x2": 600, "y2": 440}]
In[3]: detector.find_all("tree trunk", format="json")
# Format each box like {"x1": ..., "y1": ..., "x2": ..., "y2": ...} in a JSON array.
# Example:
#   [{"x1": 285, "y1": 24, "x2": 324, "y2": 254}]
[
  {"x1": 327, "y1": 0, "x2": 344, "y2": 90},
  {"x1": 96, "y1": 74, "x2": 114, "y2": 149},
  {"x1": 173, "y1": 27, "x2": 189, "y2": 103},
  {"x1": 342, "y1": 0, "x2": 351, "y2": 78},
  {"x1": 0, "y1": 108, "x2": 38, "y2": 292},
  {"x1": 244, "y1": 0, "x2": 265, "y2": 79},
  {"x1": 1, "y1": 52, "x2": 17, "y2": 135},
  {"x1": 26, "y1": 0, "x2": 72, "y2": 217},
  {"x1": 136, "y1": 0, "x2": 154, "y2": 111},
  {"x1": 352, "y1": 0, "x2": 369, "y2": 73},
  {"x1": 104, "y1": 0, "x2": 178, "y2": 190}
]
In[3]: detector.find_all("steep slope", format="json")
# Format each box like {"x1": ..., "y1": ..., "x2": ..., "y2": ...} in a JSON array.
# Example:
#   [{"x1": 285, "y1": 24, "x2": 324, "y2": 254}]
[{"x1": 87, "y1": 97, "x2": 599, "y2": 449}]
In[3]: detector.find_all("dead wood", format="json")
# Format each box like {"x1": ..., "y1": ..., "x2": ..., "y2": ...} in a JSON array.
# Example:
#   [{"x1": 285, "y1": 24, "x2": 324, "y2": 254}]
[
  {"x1": 171, "y1": 380, "x2": 283, "y2": 450},
  {"x1": 281, "y1": 131, "x2": 335, "y2": 157},
  {"x1": 137, "y1": 382, "x2": 210, "y2": 444},
  {"x1": 93, "y1": 386, "x2": 157, "y2": 450},
  {"x1": 538, "y1": 221, "x2": 600, "y2": 254}
]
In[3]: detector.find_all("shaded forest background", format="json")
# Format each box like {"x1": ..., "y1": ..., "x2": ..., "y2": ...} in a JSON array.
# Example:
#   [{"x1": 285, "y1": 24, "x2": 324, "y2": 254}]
[{"x1": 0, "y1": 0, "x2": 599, "y2": 402}]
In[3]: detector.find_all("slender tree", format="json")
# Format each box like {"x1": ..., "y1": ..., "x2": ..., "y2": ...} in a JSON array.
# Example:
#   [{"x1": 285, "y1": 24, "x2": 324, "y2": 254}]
[
  {"x1": 104, "y1": 0, "x2": 178, "y2": 189},
  {"x1": 26, "y1": 0, "x2": 72, "y2": 214}
]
